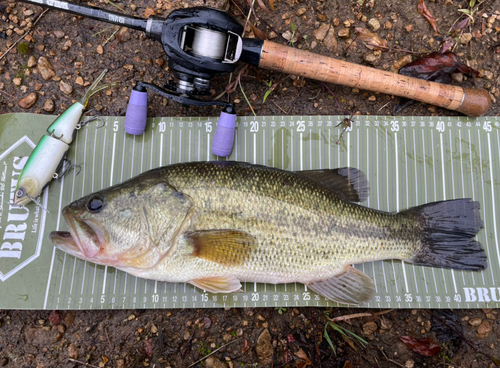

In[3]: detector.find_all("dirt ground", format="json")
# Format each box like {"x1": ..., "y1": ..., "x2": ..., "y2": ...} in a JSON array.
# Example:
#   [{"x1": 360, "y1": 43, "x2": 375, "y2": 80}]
[{"x1": 1, "y1": 0, "x2": 500, "y2": 367}]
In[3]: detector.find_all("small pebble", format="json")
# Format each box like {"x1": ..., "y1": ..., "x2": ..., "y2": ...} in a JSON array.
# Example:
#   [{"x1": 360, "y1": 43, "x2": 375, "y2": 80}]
[
  {"x1": 37, "y1": 56, "x2": 56, "y2": 81},
  {"x1": 368, "y1": 18, "x2": 380, "y2": 31},
  {"x1": 68, "y1": 344, "x2": 78, "y2": 360},
  {"x1": 338, "y1": 28, "x2": 350, "y2": 38},
  {"x1": 469, "y1": 318, "x2": 483, "y2": 327},
  {"x1": 477, "y1": 321, "x2": 492, "y2": 338},
  {"x1": 59, "y1": 80, "x2": 73, "y2": 95},
  {"x1": 18, "y1": 92, "x2": 38, "y2": 109},
  {"x1": 27, "y1": 55, "x2": 37, "y2": 68},
  {"x1": 362, "y1": 321, "x2": 378, "y2": 335},
  {"x1": 296, "y1": 8, "x2": 306, "y2": 16}
]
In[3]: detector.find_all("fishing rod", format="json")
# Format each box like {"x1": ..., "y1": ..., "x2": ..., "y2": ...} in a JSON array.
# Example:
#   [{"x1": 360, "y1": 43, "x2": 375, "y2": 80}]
[{"x1": 19, "y1": 0, "x2": 491, "y2": 153}]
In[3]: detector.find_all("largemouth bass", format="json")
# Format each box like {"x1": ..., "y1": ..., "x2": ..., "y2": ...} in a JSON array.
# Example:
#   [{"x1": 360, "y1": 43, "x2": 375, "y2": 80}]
[{"x1": 49, "y1": 161, "x2": 487, "y2": 305}]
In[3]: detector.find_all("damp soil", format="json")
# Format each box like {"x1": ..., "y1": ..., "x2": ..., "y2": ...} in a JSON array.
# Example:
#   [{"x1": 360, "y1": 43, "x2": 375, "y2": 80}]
[{"x1": 1, "y1": 0, "x2": 500, "y2": 367}]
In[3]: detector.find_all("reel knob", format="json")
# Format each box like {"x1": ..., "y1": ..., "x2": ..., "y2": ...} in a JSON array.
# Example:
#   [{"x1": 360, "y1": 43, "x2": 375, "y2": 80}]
[
  {"x1": 124, "y1": 85, "x2": 148, "y2": 135},
  {"x1": 212, "y1": 107, "x2": 237, "y2": 157}
]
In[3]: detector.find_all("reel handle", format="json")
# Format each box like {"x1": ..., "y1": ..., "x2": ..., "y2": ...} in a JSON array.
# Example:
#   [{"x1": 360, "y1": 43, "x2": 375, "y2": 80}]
[{"x1": 258, "y1": 41, "x2": 491, "y2": 116}]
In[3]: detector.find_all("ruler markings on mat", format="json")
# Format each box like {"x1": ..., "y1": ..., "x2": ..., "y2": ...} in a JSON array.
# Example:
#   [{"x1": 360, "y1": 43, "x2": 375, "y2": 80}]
[{"x1": 0, "y1": 114, "x2": 499, "y2": 309}]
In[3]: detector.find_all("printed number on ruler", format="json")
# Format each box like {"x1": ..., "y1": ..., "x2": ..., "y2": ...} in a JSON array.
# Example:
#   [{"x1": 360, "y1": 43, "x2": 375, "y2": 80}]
[{"x1": 390, "y1": 120, "x2": 399, "y2": 131}]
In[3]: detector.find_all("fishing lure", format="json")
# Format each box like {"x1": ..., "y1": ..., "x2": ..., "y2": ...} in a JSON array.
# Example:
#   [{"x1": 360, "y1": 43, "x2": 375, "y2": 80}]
[{"x1": 14, "y1": 69, "x2": 112, "y2": 207}]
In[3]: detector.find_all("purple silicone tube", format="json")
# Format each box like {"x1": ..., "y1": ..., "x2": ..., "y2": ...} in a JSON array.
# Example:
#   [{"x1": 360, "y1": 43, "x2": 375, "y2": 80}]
[
  {"x1": 124, "y1": 88, "x2": 148, "y2": 135},
  {"x1": 212, "y1": 111, "x2": 237, "y2": 157}
]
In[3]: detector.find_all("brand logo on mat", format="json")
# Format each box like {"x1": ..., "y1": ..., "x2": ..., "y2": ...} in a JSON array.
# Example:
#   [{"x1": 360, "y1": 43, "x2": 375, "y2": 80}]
[
  {"x1": 463, "y1": 287, "x2": 500, "y2": 303},
  {"x1": 0, "y1": 136, "x2": 47, "y2": 281}
]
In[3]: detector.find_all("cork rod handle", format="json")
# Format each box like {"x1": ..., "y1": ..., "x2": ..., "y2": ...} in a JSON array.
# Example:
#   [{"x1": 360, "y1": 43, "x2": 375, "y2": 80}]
[{"x1": 258, "y1": 41, "x2": 491, "y2": 116}]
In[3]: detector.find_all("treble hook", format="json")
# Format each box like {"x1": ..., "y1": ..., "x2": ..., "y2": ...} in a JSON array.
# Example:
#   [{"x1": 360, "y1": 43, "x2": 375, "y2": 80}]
[
  {"x1": 77, "y1": 116, "x2": 105, "y2": 129},
  {"x1": 56, "y1": 159, "x2": 82, "y2": 182}
]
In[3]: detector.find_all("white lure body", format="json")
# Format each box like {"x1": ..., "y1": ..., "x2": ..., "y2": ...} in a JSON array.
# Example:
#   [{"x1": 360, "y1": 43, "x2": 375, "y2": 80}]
[{"x1": 14, "y1": 69, "x2": 111, "y2": 206}]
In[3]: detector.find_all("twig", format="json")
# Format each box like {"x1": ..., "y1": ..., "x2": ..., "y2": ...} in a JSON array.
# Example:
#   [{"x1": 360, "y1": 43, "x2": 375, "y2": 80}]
[
  {"x1": 327, "y1": 309, "x2": 395, "y2": 323},
  {"x1": 272, "y1": 100, "x2": 287, "y2": 114},
  {"x1": 0, "y1": 8, "x2": 49, "y2": 61},
  {"x1": 380, "y1": 349, "x2": 405, "y2": 368},
  {"x1": 230, "y1": 0, "x2": 289, "y2": 44},
  {"x1": 105, "y1": 328, "x2": 111, "y2": 346},
  {"x1": 68, "y1": 358, "x2": 101, "y2": 368},
  {"x1": 187, "y1": 338, "x2": 243, "y2": 368},
  {"x1": 377, "y1": 101, "x2": 392, "y2": 113},
  {"x1": 0, "y1": 89, "x2": 18, "y2": 100},
  {"x1": 102, "y1": 28, "x2": 119, "y2": 47}
]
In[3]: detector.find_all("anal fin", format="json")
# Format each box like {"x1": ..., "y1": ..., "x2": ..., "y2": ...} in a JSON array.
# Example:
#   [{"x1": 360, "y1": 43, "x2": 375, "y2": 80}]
[
  {"x1": 190, "y1": 275, "x2": 242, "y2": 293},
  {"x1": 307, "y1": 265, "x2": 375, "y2": 305}
]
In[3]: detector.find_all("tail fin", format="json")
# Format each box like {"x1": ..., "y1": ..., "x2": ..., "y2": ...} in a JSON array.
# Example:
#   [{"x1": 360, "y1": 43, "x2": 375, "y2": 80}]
[{"x1": 404, "y1": 199, "x2": 487, "y2": 271}]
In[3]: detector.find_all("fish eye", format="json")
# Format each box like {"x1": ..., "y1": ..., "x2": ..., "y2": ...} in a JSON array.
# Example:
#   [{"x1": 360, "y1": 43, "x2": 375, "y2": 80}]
[
  {"x1": 16, "y1": 188, "x2": 25, "y2": 198},
  {"x1": 87, "y1": 195, "x2": 105, "y2": 213}
]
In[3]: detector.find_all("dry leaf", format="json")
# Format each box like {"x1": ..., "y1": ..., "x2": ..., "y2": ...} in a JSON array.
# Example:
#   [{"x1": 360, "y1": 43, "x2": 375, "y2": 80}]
[
  {"x1": 417, "y1": 0, "x2": 438, "y2": 36},
  {"x1": 49, "y1": 310, "x2": 63, "y2": 326},
  {"x1": 341, "y1": 333, "x2": 357, "y2": 352},
  {"x1": 257, "y1": 0, "x2": 270, "y2": 12},
  {"x1": 269, "y1": 0, "x2": 275, "y2": 10},
  {"x1": 354, "y1": 27, "x2": 388, "y2": 50},
  {"x1": 242, "y1": 339, "x2": 251, "y2": 354},
  {"x1": 249, "y1": 21, "x2": 267, "y2": 40},
  {"x1": 144, "y1": 7, "x2": 156, "y2": 19},
  {"x1": 294, "y1": 348, "x2": 311, "y2": 368},
  {"x1": 101, "y1": 356, "x2": 109, "y2": 365},
  {"x1": 400, "y1": 336, "x2": 441, "y2": 356}
]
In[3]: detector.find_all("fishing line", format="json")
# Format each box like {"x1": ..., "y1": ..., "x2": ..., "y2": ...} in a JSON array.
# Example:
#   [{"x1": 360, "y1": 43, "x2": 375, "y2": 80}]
[
  {"x1": 190, "y1": 27, "x2": 227, "y2": 60},
  {"x1": 26, "y1": 194, "x2": 50, "y2": 213}
]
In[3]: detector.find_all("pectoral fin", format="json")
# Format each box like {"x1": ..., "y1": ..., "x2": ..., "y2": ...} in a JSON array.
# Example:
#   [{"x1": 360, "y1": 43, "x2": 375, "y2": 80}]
[
  {"x1": 190, "y1": 276, "x2": 242, "y2": 293},
  {"x1": 185, "y1": 230, "x2": 257, "y2": 267},
  {"x1": 306, "y1": 265, "x2": 375, "y2": 305}
]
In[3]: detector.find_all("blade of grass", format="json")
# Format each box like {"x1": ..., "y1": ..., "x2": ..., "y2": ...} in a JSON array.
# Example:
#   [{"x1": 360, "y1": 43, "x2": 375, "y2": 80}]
[
  {"x1": 239, "y1": 79, "x2": 256, "y2": 116},
  {"x1": 324, "y1": 323, "x2": 337, "y2": 356},
  {"x1": 103, "y1": 0, "x2": 125, "y2": 12}
]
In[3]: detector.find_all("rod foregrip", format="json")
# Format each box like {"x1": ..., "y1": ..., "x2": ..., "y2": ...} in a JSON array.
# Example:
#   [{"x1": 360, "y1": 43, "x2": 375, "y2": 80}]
[{"x1": 259, "y1": 41, "x2": 491, "y2": 116}]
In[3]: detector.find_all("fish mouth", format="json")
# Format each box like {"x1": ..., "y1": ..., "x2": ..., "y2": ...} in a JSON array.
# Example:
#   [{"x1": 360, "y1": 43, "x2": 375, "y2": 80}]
[{"x1": 49, "y1": 207, "x2": 107, "y2": 259}]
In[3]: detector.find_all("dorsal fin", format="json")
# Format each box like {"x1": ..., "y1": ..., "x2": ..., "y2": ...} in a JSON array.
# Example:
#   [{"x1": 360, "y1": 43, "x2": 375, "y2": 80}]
[{"x1": 296, "y1": 167, "x2": 369, "y2": 202}]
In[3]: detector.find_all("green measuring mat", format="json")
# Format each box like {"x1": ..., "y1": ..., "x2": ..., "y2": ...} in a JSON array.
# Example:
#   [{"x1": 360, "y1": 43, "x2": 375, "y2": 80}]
[{"x1": 1, "y1": 113, "x2": 499, "y2": 310}]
